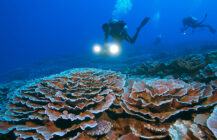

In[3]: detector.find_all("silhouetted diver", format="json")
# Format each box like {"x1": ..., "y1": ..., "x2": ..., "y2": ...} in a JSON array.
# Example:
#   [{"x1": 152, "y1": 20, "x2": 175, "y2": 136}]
[{"x1": 181, "y1": 14, "x2": 216, "y2": 34}]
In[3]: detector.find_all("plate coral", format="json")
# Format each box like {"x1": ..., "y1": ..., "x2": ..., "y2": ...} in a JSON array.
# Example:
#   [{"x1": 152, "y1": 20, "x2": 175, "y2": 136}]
[{"x1": 0, "y1": 68, "x2": 216, "y2": 139}]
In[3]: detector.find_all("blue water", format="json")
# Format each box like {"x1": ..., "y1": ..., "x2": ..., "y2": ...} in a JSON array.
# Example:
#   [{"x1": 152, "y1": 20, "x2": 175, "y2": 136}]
[{"x1": 0, "y1": 0, "x2": 217, "y2": 82}]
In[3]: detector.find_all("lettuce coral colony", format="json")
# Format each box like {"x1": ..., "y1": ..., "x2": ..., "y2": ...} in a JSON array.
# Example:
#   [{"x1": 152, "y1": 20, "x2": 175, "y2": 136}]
[{"x1": 0, "y1": 68, "x2": 216, "y2": 139}]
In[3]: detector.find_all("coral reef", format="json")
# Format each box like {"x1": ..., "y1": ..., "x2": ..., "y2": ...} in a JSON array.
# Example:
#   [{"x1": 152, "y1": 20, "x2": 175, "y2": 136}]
[
  {"x1": 118, "y1": 133, "x2": 140, "y2": 140},
  {"x1": 196, "y1": 60, "x2": 217, "y2": 82},
  {"x1": 169, "y1": 119, "x2": 216, "y2": 140},
  {"x1": 193, "y1": 114, "x2": 209, "y2": 126},
  {"x1": 0, "y1": 68, "x2": 216, "y2": 139},
  {"x1": 0, "y1": 46, "x2": 216, "y2": 84},
  {"x1": 129, "y1": 51, "x2": 217, "y2": 83},
  {"x1": 207, "y1": 106, "x2": 217, "y2": 138},
  {"x1": 0, "y1": 69, "x2": 125, "y2": 140},
  {"x1": 86, "y1": 120, "x2": 113, "y2": 136},
  {"x1": 0, "y1": 81, "x2": 27, "y2": 114},
  {"x1": 121, "y1": 78, "x2": 217, "y2": 123}
]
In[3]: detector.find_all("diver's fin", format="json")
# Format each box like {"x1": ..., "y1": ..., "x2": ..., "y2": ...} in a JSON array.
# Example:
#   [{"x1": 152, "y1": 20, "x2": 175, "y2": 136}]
[
  {"x1": 138, "y1": 17, "x2": 150, "y2": 30},
  {"x1": 208, "y1": 25, "x2": 216, "y2": 34},
  {"x1": 205, "y1": 13, "x2": 208, "y2": 18},
  {"x1": 198, "y1": 13, "x2": 208, "y2": 25}
]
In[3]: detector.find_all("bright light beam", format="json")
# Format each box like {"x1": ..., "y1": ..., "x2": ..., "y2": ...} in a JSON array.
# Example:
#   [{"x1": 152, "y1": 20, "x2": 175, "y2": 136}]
[
  {"x1": 93, "y1": 45, "x2": 102, "y2": 54},
  {"x1": 109, "y1": 44, "x2": 120, "y2": 55}
]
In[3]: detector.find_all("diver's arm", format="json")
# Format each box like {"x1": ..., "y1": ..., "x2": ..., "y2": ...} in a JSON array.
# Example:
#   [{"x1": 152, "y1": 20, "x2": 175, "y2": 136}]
[
  {"x1": 184, "y1": 26, "x2": 189, "y2": 30},
  {"x1": 102, "y1": 33, "x2": 109, "y2": 56},
  {"x1": 104, "y1": 32, "x2": 108, "y2": 49},
  {"x1": 181, "y1": 25, "x2": 188, "y2": 33}
]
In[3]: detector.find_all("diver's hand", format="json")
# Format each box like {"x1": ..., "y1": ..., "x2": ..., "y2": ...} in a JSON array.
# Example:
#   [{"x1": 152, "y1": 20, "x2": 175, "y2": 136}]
[
  {"x1": 180, "y1": 26, "x2": 188, "y2": 33},
  {"x1": 180, "y1": 27, "x2": 185, "y2": 32}
]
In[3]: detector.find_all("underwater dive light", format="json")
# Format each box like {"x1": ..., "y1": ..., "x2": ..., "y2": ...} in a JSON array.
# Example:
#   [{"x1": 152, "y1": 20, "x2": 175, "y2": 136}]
[
  {"x1": 93, "y1": 44, "x2": 102, "y2": 54},
  {"x1": 109, "y1": 44, "x2": 120, "y2": 55}
]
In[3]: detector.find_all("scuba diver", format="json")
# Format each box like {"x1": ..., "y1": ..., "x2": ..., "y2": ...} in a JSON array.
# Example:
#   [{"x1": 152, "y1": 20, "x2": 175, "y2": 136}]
[
  {"x1": 181, "y1": 14, "x2": 216, "y2": 34},
  {"x1": 153, "y1": 34, "x2": 162, "y2": 46},
  {"x1": 102, "y1": 17, "x2": 150, "y2": 55}
]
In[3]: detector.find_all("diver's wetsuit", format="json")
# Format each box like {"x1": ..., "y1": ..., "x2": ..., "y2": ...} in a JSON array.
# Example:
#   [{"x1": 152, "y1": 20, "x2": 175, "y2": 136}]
[
  {"x1": 103, "y1": 17, "x2": 150, "y2": 47},
  {"x1": 181, "y1": 14, "x2": 216, "y2": 34}
]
